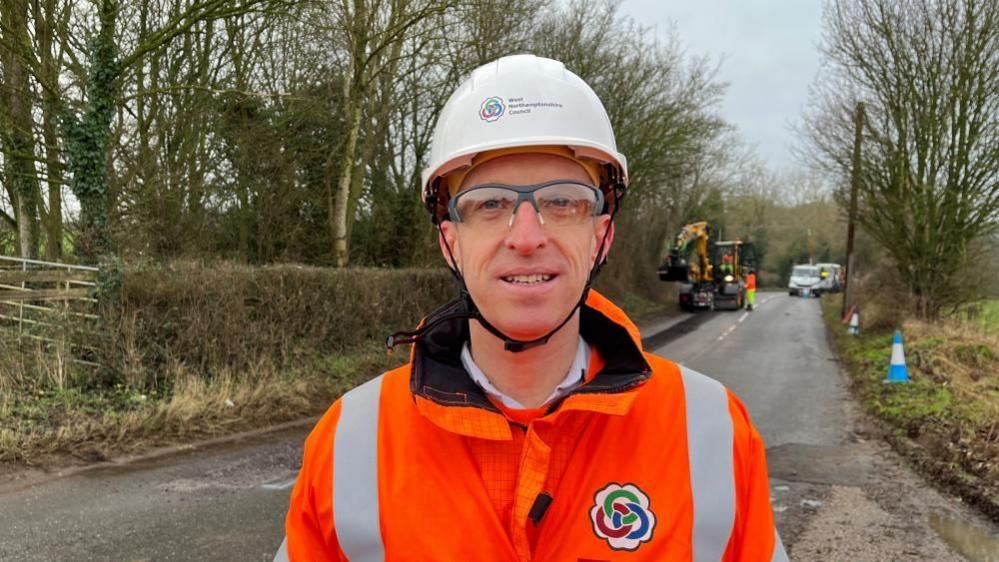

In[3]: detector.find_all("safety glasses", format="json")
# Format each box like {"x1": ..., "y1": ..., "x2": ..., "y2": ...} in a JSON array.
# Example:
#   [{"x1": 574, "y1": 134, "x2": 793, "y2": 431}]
[{"x1": 448, "y1": 180, "x2": 604, "y2": 230}]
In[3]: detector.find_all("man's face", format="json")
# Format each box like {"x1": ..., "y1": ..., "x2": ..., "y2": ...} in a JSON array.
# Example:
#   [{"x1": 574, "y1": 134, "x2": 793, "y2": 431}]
[{"x1": 439, "y1": 153, "x2": 613, "y2": 341}]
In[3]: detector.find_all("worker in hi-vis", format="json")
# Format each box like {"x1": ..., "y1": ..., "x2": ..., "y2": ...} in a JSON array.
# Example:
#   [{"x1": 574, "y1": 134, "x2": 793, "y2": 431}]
[
  {"x1": 746, "y1": 270, "x2": 758, "y2": 311},
  {"x1": 275, "y1": 54, "x2": 788, "y2": 562}
]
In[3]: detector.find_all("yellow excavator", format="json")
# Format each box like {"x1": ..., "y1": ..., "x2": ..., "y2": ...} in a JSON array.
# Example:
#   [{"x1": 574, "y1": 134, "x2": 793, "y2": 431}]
[{"x1": 658, "y1": 221, "x2": 756, "y2": 311}]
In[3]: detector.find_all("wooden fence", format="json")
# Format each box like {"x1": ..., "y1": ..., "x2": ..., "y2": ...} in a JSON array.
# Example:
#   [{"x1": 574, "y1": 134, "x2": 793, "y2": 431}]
[{"x1": 0, "y1": 255, "x2": 100, "y2": 368}]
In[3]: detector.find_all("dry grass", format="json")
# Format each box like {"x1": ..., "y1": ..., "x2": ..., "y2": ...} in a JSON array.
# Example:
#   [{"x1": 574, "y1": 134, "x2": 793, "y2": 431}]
[
  {"x1": 1, "y1": 341, "x2": 401, "y2": 464},
  {"x1": 960, "y1": 299, "x2": 999, "y2": 335},
  {"x1": 902, "y1": 318, "x2": 999, "y2": 484},
  {"x1": 823, "y1": 295, "x2": 999, "y2": 519},
  {"x1": 849, "y1": 266, "x2": 911, "y2": 330}
]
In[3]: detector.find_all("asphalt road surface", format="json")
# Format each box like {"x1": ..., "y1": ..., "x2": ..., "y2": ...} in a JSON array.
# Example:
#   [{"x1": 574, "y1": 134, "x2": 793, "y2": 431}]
[
  {"x1": 0, "y1": 427, "x2": 307, "y2": 561},
  {"x1": 1, "y1": 293, "x2": 996, "y2": 561},
  {"x1": 652, "y1": 293, "x2": 998, "y2": 561}
]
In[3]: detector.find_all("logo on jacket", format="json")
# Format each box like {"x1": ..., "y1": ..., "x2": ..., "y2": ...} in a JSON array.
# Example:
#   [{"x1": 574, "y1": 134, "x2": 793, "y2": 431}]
[
  {"x1": 589, "y1": 483, "x2": 656, "y2": 551},
  {"x1": 479, "y1": 97, "x2": 505, "y2": 122}
]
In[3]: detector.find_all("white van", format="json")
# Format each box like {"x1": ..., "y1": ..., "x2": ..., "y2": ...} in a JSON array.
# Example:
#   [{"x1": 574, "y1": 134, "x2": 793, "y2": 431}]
[
  {"x1": 788, "y1": 265, "x2": 823, "y2": 297},
  {"x1": 815, "y1": 263, "x2": 842, "y2": 293}
]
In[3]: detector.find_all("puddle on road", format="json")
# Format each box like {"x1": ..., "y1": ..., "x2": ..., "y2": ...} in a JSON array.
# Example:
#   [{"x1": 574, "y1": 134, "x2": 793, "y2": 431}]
[{"x1": 929, "y1": 512, "x2": 999, "y2": 562}]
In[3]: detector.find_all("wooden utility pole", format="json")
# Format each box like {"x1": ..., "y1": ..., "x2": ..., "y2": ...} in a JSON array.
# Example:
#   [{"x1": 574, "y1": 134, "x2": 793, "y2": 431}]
[
  {"x1": 807, "y1": 228, "x2": 814, "y2": 264},
  {"x1": 842, "y1": 102, "x2": 864, "y2": 319}
]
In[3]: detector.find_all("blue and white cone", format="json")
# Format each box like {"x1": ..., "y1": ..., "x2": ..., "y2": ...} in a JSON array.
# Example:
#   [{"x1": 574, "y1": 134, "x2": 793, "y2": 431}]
[
  {"x1": 848, "y1": 312, "x2": 860, "y2": 336},
  {"x1": 885, "y1": 330, "x2": 909, "y2": 383}
]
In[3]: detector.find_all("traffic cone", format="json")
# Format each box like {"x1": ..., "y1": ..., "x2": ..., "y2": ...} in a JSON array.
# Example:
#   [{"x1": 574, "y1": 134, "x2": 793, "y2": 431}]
[
  {"x1": 885, "y1": 330, "x2": 909, "y2": 383},
  {"x1": 848, "y1": 311, "x2": 860, "y2": 335}
]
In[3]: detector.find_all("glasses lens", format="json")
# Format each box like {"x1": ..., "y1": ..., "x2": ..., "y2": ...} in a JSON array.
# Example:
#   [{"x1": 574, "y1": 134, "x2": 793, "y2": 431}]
[
  {"x1": 452, "y1": 182, "x2": 600, "y2": 229},
  {"x1": 535, "y1": 183, "x2": 599, "y2": 225},
  {"x1": 453, "y1": 187, "x2": 517, "y2": 227}
]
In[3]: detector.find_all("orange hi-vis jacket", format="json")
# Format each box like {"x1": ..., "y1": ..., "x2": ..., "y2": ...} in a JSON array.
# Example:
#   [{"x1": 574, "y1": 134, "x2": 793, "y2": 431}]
[
  {"x1": 277, "y1": 291, "x2": 788, "y2": 562},
  {"x1": 746, "y1": 274, "x2": 757, "y2": 291}
]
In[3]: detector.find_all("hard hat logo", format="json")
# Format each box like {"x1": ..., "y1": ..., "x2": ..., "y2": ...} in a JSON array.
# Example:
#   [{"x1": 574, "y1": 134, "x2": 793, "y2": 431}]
[
  {"x1": 589, "y1": 483, "x2": 657, "y2": 551},
  {"x1": 479, "y1": 96, "x2": 505, "y2": 122}
]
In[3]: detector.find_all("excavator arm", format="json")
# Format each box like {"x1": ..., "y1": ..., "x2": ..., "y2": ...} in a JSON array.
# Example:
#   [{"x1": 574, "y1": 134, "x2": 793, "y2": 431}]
[{"x1": 658, "y1": 221, "x2": 713, "y2": 283}]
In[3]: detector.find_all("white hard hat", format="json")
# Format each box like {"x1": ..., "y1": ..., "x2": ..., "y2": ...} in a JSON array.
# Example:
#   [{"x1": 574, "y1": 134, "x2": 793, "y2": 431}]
[{"x1": 421, "y1": 54, "x2": 628, "y2": 222}]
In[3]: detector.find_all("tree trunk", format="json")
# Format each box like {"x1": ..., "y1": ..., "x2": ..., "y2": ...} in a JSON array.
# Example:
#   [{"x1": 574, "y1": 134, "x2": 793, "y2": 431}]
[
  {"x1": 64, "y1": 0, "x2": 118, "y2": 261},
  {"x1": 3, "y1": 0, "x2": 41, "y2": 259},
  {"x1": 332, "y1": 98, "x2": 363, "y2": 267},
  {"x1": 41, "y1": 110, "x2": 63, "y2": 261},
  {"x1": 39, "y1": 0, "x2": 63, "y2": 261},
  {"x1": 345, "y1": 26, "x2": 404, "y2": 248}
]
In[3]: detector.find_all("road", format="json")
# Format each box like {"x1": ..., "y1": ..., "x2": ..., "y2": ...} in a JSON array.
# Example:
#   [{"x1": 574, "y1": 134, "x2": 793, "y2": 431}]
[
  {"x1": 651, "y1": 293, "x2": 998, "y2": 561},
  {"x1": 0, "y1": 428, "x2": 306, "y2": 561},
  {"x1": 1, "y1": 293, "x2": 996, "y2": 561}
]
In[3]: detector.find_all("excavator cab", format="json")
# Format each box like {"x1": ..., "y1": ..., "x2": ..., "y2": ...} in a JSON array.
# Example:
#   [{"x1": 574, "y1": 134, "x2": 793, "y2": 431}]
[
  {"x1": 713, "y1": 240, "x2": 757, "y2": 281},
  {"x1": 714, "y1": 247, "x2": 736, "y2": 281},
  {"x1": 711, "y1": 240, "x2": 757, "y2": 310}
]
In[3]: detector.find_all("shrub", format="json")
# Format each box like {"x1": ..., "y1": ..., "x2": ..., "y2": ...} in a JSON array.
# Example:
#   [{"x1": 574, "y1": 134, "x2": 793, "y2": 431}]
[{"x1": 99, "y1": 262, "x2": 455, "y2": 385}]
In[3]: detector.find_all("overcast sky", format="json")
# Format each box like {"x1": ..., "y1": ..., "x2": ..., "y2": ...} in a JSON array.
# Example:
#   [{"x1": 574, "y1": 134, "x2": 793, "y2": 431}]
[{"x1": 619, "y1": 0, "x2": 826, "y2": 172}]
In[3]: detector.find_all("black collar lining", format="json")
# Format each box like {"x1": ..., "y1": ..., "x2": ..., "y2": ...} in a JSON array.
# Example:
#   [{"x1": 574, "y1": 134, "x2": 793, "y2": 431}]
[{"x1": 409, "y1": 297, "x2": 652, "y2": 412}]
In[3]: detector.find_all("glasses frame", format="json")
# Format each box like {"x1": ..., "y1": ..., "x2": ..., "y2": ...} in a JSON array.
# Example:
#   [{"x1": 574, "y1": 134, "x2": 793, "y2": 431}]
[{"x1": 446, "y1": 179, "x2": 605, "y2": 227}]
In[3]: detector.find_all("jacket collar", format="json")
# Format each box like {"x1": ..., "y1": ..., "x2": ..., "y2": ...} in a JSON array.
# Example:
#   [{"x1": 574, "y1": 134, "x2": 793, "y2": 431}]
[{"x1": 408, "y1": 290, "x2": 652, "y2": 439}]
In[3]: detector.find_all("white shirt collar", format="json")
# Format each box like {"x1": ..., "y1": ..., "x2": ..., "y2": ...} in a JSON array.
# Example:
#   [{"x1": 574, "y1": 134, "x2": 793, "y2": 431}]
[{"x1": 460, "y1": 335, "x2": 590, "y2": 410}]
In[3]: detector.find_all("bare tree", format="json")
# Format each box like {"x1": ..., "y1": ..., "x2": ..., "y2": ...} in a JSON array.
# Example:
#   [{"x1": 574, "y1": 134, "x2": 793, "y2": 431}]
[
  {"x1": 804, "y1": 0, "x2": 999, "y2": 317},
  {"x1": 35, "y1": 0, "x2": 71, "y2": 260},
  {"x1": 59, "y1": 0, "x2": 287, "y2": 260},
  {"x1": 532, "y1": 0, "x2": 729, "y2": 296},
  {"x1": 0, "y1": 0, "x2": 739, "y2": 280},
  {"x1": 325, "y1": 0, "x2": 457, "y2": 267}
]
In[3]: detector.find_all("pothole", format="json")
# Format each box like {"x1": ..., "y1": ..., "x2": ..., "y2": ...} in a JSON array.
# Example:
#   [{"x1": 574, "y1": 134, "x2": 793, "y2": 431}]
[{"x1": 766, "y1": 443, "x2": 873, "y2": 486}]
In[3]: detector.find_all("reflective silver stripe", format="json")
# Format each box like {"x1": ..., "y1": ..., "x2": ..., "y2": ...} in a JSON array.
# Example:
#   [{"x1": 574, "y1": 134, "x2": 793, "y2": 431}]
[
  {"x1": 333, "y1": 375, "x2": 386, "y2": 562},
  {"x1": 680, "y1": 366, "x2": 736, "y2": 562},
  {"x1": 771, "y1": 528, "x2": 789, "y2": 562},
  {"x1": 272, "y1": 536, "x2": 289, "y2": 562}
]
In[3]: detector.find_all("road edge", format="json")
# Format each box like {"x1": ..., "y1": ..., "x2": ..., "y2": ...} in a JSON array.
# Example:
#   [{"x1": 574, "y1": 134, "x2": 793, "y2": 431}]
[
  {"x1": 0, "y1": 416, "x2": 319, "y2": 496},
  {"x1": 820, "y1": 300, "x2": 999, "y2": 524}
]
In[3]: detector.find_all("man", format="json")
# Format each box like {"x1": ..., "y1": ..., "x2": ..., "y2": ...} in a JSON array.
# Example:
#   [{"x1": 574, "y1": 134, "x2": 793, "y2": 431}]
[
  {"x1": 746, "y1": 270, "x2": 758, "y2": 311},
  {"x1": 719, "y1": 254, "x2": 735, "y2": 277},
  {"x1": 276, "y1": 55, "x2": 787, "y2": 562}
]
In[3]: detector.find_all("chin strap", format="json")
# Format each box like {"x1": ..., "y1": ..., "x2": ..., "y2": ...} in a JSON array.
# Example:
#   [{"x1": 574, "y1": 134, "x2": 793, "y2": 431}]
[
  {"x1": 388, "y1": 183, "x2": 625, "y2": 354},
  {"x1": 385, "y1": 285, "x2": 586, "y2": 354}
]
